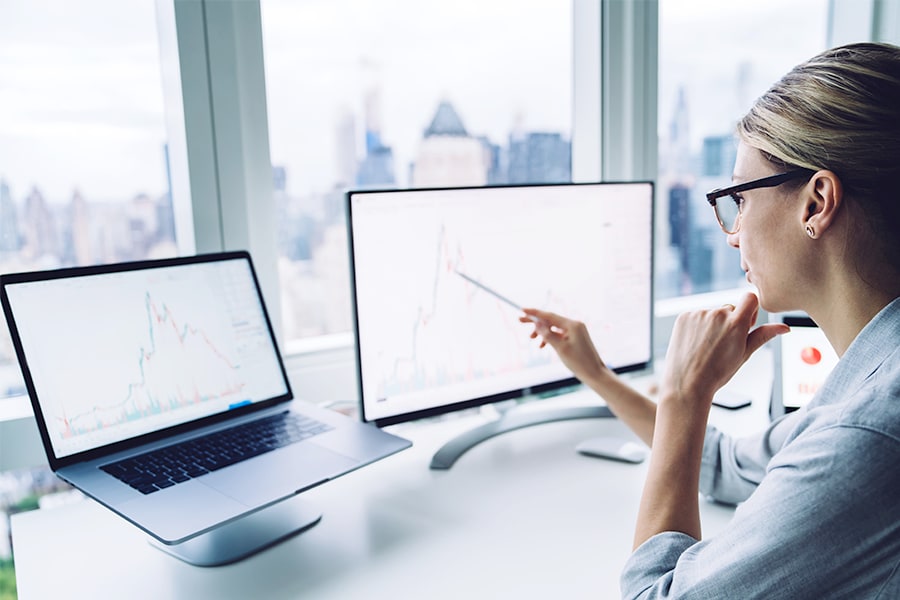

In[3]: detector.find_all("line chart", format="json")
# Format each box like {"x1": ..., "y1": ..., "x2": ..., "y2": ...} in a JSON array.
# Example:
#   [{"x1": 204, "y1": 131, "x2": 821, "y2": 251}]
[
  {"x1": 57, "y1": 291, "x2": 246, "y2": 438},
  {"x1": 349, "y1": 184, "x2": 654, "y2": 422},
  {"x1": 4, "y1": 258, "x2": 292, "y2": 460}
]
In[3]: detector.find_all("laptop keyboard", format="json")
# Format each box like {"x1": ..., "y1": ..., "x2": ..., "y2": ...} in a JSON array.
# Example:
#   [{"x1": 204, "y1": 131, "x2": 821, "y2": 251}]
[{"x1": 100, "y1": 411, "x2": 333, "y2": 495}]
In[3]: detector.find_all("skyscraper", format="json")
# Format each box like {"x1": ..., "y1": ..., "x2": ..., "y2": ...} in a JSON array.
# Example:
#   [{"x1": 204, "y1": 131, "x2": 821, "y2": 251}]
[
  {"x1": 0, "y1": 180, "x2": 19, "y2": 254},
  {"x1": 356, "y1": 86, "x2": 395, "y2": 187},
  {"x1": 507, "y1": 131, "x2": 570, "y2": 184},
  {"x1": 334, "y1": 109, "x2": 357, "y2": 189},
  {"x1": 700, "y1": 133, "x2": 743, "y2": 289},
  {"x1": 702, "y1": 135, "x2": 737, "y2": 178},
  {"x1": 21, "y1": 187, "x2": 59, "y2": 262},
  {"x1": 66, "y1": 190, "x2": 92, "y2": 265},
  {"x1": 411, "y1": 101, "x2": 489, "y2": 188}
]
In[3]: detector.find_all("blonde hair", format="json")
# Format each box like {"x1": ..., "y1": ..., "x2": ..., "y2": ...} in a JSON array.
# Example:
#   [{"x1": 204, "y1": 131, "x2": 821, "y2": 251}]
[{"x1": 738, "y1": 42, "x2": 900, "y2": 271}]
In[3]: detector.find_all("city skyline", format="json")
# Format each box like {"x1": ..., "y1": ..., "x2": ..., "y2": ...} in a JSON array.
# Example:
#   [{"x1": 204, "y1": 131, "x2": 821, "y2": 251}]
[
  {"x1": 1, "y1": 0, "x2": 833, "y2": 349},
  {"x1": 0, "y1": 0, "x2": 167, "y2": 203},
  {"x1": 0, "y1": 0, "x2": 826, "y2": 201},
  {"x1": 260, "y1": 0, "x2": 573, "y2": 195}
]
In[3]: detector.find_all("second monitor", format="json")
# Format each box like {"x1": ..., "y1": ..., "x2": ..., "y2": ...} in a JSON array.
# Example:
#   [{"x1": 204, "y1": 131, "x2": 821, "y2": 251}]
[{"x1": 347, "y1": 182, "x2": 654, "y2": 468}]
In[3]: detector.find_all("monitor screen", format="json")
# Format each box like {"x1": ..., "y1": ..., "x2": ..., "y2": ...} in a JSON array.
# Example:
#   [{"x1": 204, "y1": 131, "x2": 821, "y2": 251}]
[{"x1": 347, "y1": 182, "x2": 654, "y2": 426}]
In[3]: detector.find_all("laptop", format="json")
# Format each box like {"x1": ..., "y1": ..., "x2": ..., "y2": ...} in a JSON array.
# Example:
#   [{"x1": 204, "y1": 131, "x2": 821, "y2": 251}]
[{"x1": 0, "y1": 250, "x2": 411, "y2": 560}]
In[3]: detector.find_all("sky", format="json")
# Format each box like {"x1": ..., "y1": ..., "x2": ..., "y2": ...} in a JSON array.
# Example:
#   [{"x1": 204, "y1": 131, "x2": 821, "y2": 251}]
[
  {"x1": 260, "y1": 0, "x2": 573, "y2": 192},
  {"x1": 0, "y1": 0, "x2": 829, "y2": 204},
  {"x1": 659, "y1": 0, "x2": 828, "y2": 150},
  {"x1": 0, "y1": 0, "x2": 169, "y2": 203}
]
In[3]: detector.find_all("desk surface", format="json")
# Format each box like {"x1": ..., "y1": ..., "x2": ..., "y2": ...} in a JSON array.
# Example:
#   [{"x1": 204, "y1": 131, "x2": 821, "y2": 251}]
[{"x1": 12, "y1": 352, "x2": 772, "y2": 600}]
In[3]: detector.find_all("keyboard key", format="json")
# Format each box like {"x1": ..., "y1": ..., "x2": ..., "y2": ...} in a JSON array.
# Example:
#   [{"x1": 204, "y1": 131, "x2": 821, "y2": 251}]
[{"x1": 100, "y1": 412, "x2": 332, "y2": 494}]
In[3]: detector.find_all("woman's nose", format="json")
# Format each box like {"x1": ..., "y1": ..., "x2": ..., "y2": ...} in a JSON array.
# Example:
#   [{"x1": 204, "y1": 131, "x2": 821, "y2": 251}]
[{"x1": 726, "y1": 230, "x2": 740, "y2": 248}]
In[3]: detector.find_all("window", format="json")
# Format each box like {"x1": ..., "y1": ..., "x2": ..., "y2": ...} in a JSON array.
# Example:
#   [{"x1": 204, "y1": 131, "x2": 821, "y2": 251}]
[
  {"x1": 0, "y1": 0, "x2": 189, "y2": 580},
  {"x1": 260, "y1": 0, "x2": 573, "y2": 344},
  {"x1": 1, "y1": 0, "x2": 891, "y2": 582},
  {"x1": 0, "y1": 0, "x2": 184, "y2": 402},
  {"x1": 656, "y1": 0, "x2": 828, "y2": 299}
]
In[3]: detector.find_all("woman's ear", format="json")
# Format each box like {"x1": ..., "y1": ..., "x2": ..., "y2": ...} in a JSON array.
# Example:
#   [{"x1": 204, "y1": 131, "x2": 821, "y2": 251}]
[{"x1": 803, "y1": 170, "x2": 843, "y2": 238}]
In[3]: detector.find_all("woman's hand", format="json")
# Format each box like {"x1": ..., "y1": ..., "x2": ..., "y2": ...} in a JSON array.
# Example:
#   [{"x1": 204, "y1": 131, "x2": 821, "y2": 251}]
[
  {"x1": 519, "y1": 307, "x2": 610, "y2": 385},
  {"x1": 521, "y1": 307, "x2": 661, "y2": 447},
  {"x1": 633, "y1": 292, "x2": 789, "y2": 547},
  {"x1": 659, "y1": 292, "x2": 789, "y2": 403}
]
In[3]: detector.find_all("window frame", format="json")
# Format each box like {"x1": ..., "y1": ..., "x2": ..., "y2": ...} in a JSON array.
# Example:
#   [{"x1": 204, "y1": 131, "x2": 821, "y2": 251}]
[{"x1": 167, "y1": 0, "x2": 282, "y2": 339}]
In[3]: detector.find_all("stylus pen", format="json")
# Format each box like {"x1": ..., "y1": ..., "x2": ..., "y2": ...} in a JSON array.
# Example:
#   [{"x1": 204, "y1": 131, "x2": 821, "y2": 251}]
[{"x1": 454, "y1": 269, "x2": 541, "y2": 323}]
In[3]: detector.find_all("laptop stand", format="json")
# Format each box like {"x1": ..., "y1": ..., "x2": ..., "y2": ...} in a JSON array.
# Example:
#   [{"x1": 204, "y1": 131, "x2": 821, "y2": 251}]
[{"x1": 148, "y1": 495, "x2": 322, "y2": 567}]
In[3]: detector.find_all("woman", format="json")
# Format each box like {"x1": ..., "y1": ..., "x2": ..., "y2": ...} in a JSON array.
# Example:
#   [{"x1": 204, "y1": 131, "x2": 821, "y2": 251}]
[{"x1": 522, "y1": 42, "x2": 900, "y2": 598}]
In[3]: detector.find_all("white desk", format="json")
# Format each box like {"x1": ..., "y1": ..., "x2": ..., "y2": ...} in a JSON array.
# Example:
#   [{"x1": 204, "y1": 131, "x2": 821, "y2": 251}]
[{"x1": 12, "y1": 352, "x2": 772, "y2": 599}]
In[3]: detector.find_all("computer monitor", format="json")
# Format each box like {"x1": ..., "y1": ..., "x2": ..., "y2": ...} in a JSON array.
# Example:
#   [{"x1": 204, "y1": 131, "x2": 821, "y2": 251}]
[{"x1": 347, "y1": 182, "x2": 654, "y2": 468}]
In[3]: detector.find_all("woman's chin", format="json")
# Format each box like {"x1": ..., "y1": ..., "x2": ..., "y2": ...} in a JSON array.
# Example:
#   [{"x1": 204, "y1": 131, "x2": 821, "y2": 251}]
[{"x1": 755, "y1": 291, "x2": 798, "y2": 316}]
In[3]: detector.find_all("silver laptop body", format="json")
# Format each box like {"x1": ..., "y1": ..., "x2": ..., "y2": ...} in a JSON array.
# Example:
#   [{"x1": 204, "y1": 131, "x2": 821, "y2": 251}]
[{"x1": 1, "y1": 251, "x2": 410, "y2": 545}]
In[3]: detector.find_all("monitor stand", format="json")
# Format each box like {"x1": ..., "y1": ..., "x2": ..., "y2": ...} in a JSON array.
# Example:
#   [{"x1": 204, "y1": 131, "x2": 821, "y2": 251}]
[
  {"x1": 429, "y1": 404, "x2": 614, "y2": 470},
  {"x1": 148, "y1": 495, "x2": 322, "y2": 567}
]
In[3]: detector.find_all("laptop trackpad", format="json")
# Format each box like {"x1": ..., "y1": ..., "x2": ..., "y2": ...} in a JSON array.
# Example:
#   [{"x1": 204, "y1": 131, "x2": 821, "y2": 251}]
[{"x1": 200, "y1": 442, "x2": 357, "y2": 507}]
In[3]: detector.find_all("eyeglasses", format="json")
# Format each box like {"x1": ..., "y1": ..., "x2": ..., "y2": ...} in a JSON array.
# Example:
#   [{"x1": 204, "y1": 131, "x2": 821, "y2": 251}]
[{"x1": 706, "y1": 169, "x2": 815, "y2": 234}]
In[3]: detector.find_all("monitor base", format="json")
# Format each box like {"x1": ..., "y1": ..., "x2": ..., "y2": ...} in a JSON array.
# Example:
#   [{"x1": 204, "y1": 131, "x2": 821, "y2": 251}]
[
  {"x1": 429, "y1": 404, "x2": 614, "y2": 470},
  {"x1": 148, "y1": 495, "x2": 322, "y2": 567}
]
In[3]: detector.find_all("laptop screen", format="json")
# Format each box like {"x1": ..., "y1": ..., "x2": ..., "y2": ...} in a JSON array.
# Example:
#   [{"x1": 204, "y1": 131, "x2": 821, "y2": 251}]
[{"x1": 1, "y1": 253, "x2": 290, "y2": 459}]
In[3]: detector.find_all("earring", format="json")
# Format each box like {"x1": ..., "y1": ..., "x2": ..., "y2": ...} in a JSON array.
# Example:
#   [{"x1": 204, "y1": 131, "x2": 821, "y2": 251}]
[{"x1": 806, "y1": 225, "x2": 815, "y2": 238}]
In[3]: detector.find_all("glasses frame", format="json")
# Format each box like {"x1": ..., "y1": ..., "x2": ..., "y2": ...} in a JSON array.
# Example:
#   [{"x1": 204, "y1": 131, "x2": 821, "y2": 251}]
[{"x1": 706, "y1": 169, "x2": 815, "y2": 234}]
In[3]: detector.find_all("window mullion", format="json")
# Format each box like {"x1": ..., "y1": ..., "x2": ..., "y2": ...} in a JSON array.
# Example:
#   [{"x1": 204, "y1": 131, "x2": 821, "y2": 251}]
[
  {"x1": 173, "y1": 0, "x2": 282, "y2": 340},
  {"x1": 572, "y1": 0, "x2": 602, "y2": 183},
  {"x1": 600, "y1": 0, "x2": 658, "y2": 182}
]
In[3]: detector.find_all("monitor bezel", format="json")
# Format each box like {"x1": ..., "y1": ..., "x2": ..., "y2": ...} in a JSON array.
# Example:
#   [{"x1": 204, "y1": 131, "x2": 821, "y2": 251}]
[{"x1": 346, "y1": 181, "x2": 655, "y2": 428}]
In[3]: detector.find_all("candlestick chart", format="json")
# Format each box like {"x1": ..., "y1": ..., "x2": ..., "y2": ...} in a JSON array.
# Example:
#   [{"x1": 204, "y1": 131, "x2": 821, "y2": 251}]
[
  {"x1": 349, "y1": 184, "x2": 654, "y2": 423},
  {"x1": 57, "y1": 291, "x2": 246, "y2": 439}
]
